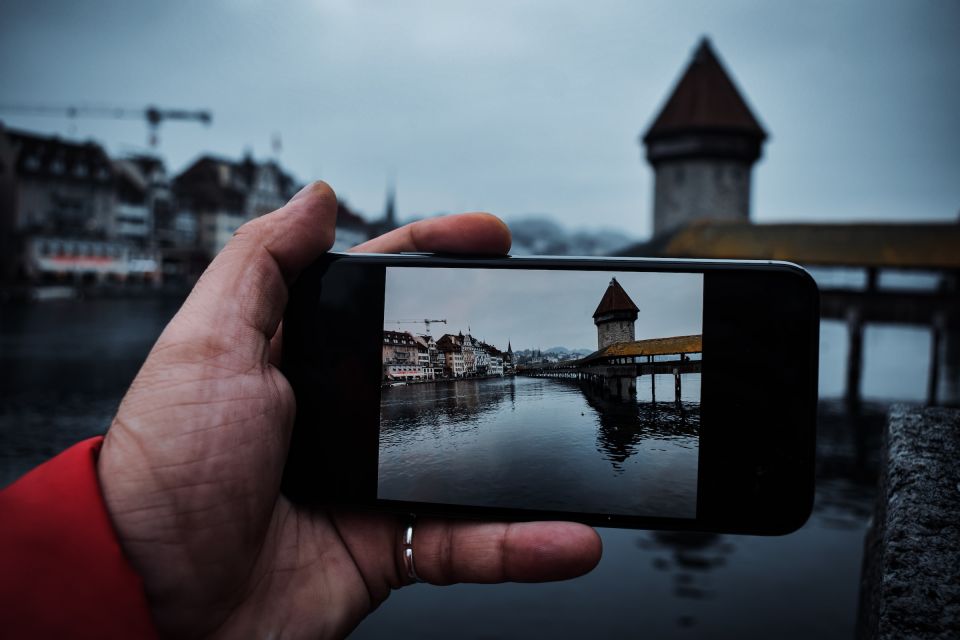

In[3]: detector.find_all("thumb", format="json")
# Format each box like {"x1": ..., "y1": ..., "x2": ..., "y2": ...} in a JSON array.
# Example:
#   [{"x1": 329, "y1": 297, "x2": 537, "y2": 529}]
[{"x1": 163, "y1": 181, "x2": 337, "y2": 367}]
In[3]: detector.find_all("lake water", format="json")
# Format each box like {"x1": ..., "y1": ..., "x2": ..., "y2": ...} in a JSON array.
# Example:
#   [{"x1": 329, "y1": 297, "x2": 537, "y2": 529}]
[
  {"x1": 379, "y1": 376, "x2": 700, "y2": 518},
  {"x1": 1, "y1": 297, "x2": 894, "y2": 638}
]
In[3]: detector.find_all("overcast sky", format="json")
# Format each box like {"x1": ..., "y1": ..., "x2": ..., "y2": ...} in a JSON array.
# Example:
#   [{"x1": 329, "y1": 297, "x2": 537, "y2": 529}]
[
  {"x1": 2, "y1": 0, "x2": 957, "y2": 239},
  {"x1": 384, "y1": 268, "x2": 703, "y2": 352}
]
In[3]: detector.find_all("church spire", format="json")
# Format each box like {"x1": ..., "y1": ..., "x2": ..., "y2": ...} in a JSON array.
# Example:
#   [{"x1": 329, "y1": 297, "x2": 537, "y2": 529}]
[{"x1": 383, "y1": 180, "x2": 396, "y2": 229}]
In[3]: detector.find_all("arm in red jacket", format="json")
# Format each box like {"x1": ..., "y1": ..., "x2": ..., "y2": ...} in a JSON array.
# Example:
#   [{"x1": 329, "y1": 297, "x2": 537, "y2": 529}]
[{"x1": 0, "y1": 437, "x2": 159, "y2": 639}]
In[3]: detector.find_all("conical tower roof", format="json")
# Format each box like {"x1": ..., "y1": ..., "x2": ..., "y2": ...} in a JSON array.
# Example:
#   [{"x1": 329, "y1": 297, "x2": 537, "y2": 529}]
[
  {"x1": 593, "y1": 278, "x2": 639, "y2": 319},
  {"x1": 643, "y1": 37, "x2": 766, "y2": 142}
]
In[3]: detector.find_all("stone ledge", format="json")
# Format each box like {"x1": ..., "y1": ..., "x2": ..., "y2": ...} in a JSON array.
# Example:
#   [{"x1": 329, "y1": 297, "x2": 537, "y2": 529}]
[{"x1": 858, "y1": 404, "x2": 960, "y2": 639}]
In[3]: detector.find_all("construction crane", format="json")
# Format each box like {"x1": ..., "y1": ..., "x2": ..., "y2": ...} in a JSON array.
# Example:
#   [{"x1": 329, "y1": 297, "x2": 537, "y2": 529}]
[
  {"x1": 0, "y1": 103, "x2": 213, "y2": 148},
  {"x1": 393, "y1": 319, "x2": 447, "y2": 336}
]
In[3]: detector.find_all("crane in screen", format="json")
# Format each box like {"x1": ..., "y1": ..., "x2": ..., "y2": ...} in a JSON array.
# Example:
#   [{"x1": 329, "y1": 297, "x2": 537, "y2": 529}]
[{"x1": 392, "y1": 319, "x2": 447, "y2": 336}]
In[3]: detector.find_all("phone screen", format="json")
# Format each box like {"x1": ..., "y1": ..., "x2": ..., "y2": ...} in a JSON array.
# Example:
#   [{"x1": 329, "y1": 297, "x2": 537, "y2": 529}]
[
  {"x1": 378, "y1": 267, "x2": 704, "y2": 519},
  {"x1": 282, "y1": 253, "x2": 818, "y2": 534}
]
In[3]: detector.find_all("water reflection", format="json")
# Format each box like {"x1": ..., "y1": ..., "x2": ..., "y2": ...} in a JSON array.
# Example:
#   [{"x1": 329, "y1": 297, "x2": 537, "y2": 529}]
[
  {"x1": 379, "y1": 377, "x2": 517, "y2": 447},
  {"x1": 812, "y1": 400, "x2": 886, "y2": 529},
  {"x1": 378, "y1": 376, "x2": 699, "y2": 517},
  {"x1": 0, "y1": 297, "x2": 183, "y2": 487},
  {"x1": 577, "y1": 379, "x2": 699, "y2": 471},
  {"x1": 634, "y1": 530, "x2": 736, "y2": 629},
  {"x1": 620, "y1": 400, "x2": 886, "y2": 631}
]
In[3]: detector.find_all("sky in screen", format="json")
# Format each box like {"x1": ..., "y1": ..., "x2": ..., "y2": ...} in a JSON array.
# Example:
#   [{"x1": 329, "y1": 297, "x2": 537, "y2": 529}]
[
  {"x1": 384, "y1": 268, "x2": 703, "y2": 352},
  {"x1": 2, "y1": 0, "x2": 957, "y2": 237}
]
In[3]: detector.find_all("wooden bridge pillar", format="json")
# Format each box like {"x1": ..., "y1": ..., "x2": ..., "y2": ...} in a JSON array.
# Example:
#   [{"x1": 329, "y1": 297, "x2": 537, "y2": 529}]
[
  {"x1": 929, "y1": 312, "x2": 943, "y2": 406},
  {"x1": 674, "y1": 368, "x2": 681, "y2": 405},
  {"x1": 934, "y1": 272, "x2": 960, "y2": 407},
  {"x1": 846, "y1": 268, "x2": 877, "y2": 411},
  {"x1": 846, "y1": 306, "x2": 864, "y2": 412},
  {"x1": 601, "y1": 374, "x2": 635, "y2": 402}
]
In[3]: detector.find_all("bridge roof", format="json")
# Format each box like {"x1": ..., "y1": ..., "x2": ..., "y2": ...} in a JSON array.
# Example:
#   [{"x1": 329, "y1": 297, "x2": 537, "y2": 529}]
[
  {"x1": 581, "y1": 334, "x2": 703, "y2": 363},
  {"x1": 620, "y1": 222, "x2": 960, "y2": 270}
]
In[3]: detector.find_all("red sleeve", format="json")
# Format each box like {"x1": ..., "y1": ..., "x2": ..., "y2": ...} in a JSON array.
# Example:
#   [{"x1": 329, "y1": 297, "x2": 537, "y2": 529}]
[{"x1": 0, "y1": 437, "x2": 159, "y2": 639}]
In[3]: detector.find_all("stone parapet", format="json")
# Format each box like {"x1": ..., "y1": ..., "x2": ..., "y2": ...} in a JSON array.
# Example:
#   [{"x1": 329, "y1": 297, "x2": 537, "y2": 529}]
[{"x1": 858, "y1": 405, "x2": 960, "y2": 639}]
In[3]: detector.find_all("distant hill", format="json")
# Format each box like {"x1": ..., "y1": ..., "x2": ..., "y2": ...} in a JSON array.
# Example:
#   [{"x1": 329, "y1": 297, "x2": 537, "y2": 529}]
[
  {"x1": 513, "y1": 346, "x2": 593, "y2": 364},
  {"x1": 390, "y1": 214, "x2": 635, "y2": 257},
  {"x1": 507, "y1": 216, "x2": 635, "y2": 257}
]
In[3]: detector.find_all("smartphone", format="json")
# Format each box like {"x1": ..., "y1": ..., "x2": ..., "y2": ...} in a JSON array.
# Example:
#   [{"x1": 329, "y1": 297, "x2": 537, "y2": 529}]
[{"x1": 280, "y1": 253, "x2": 819, "y2": 535}]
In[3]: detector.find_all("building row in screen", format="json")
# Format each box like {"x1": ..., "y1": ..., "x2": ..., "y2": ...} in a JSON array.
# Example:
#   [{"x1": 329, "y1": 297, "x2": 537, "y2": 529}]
[
  {"x1": 0, "y1": 123, "x2": 395, "y2": 286},
  {"x1": 382, "y1": 330, "x2": 515, "y2": 382}
]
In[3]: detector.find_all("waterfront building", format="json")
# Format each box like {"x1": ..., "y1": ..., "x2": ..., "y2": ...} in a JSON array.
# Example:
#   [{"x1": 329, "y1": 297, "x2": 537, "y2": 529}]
[
  {"x1": 173, "y1": 153, "x2": 298, "y2": 260},
  {"x1": 489, "y1": 355, "x2": 504, "y2": 376},
  {"x1": 411, "y1": 334, "x2": 436, "y2": 380},
  {"x1": 411, "y1": 333, "x2": 445, "y2": 379},
  {"x1": 331, "y1": 198, "x2": 373, "y2": 251},
  {"x1": 459, "y1": 332, "x2": 477, "y2": 375},
  {"x1": 437, "y1": 334, "x2": 466, "y2": 378},
  {"x1": 383, "y1": 330, "x2": 428, "y2": 380},
  {"x1": 640, "y1": 37, "x2": 767, "y2": 237},
  {"x1": 423, "y1": 335, "x2": 445, "y2": 379},
  {"x1": 0, "y1": 125, "x2": 160, "y2": 283},
  {"x1": 119, "y1": 154, "x2": 207, "y2": 281},
  {"x1": 593, "y1": 278, "x2": 640, "y2": 350},
  {"x1": 112, "y1": 160, "x2": 153, "y2": 245},
  {"x1": 473, "y1": 342, "x2": 490, "y2": 375}
]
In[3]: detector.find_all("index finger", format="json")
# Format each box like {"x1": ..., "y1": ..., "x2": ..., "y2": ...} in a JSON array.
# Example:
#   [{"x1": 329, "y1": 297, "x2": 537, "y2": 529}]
[
  {"x1": 348, "y1": 213, "x2": 512, "y2": 255},
  {"x1": 411, "y1": 519, "x2": 603, "y2": 585}
]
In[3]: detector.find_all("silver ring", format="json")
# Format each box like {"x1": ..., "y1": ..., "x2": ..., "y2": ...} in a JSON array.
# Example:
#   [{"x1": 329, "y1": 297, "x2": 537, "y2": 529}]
[{"x1": 401, "y1": 516, "x2": 425, "y2": 584}]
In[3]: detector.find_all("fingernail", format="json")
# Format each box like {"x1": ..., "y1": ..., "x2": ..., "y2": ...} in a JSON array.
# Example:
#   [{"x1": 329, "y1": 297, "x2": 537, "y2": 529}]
[{"x1": 290, "y1": 181, "x2": 316, "y2": 203}]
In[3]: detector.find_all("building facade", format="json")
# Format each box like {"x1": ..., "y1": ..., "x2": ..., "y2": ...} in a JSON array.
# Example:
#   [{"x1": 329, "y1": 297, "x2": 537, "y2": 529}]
[
  {"x1": 0, "y1": 126, "x2": 160, "y2": 283},
  {"x1": 173, "y1": 154, "x2": 298, "y2": 260},
  {"x1": 437, "y1": 334, "x2": 466, "y2": 378},
  {"x1": 383, "y1": 330, "x2": 430, "y2": 380}
]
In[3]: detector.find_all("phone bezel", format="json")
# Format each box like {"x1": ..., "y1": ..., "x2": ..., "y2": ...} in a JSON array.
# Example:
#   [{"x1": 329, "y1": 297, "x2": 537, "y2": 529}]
[{"x1": 281, "y1": 253, "x2": 819, "y2": 535}]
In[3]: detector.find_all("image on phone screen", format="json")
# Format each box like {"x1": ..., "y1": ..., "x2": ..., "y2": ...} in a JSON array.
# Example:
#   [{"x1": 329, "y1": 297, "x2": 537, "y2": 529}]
[{"x1": 378, "y1": 267, "x2": 704, "y2": 519}]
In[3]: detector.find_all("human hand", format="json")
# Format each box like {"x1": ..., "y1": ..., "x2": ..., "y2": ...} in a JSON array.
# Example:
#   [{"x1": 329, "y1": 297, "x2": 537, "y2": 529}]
[{"x1": 98, "y1": 182, "x2": 602, "y2": 639}]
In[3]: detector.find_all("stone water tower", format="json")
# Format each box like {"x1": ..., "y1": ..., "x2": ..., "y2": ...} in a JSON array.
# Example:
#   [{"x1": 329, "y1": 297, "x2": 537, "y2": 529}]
[
  {"x1": 593, "y1": 277, "x2": 639, "y2": 350},
  {"x1": 641, "y1": 37, "x2": 767, "y2": 237}
]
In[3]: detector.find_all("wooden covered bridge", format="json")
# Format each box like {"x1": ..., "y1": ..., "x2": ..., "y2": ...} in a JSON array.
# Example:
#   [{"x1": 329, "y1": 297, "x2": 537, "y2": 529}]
[
  {"x1": 519, "y1": 334, "x2": 702, "y2": 403},
  {"x1": 623, "y1": 221, "x2": 960, "y2": 407}
]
